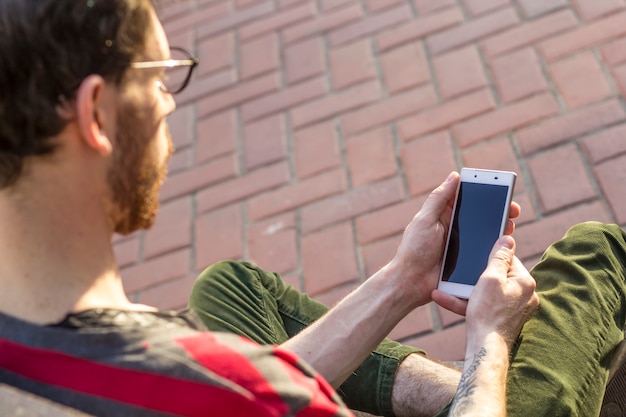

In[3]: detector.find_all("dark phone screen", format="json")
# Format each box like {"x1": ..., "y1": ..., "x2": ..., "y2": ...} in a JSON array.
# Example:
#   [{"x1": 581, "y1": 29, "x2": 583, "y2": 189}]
[{"x1": 442, "y1": 182, "x2": 510, "y2": 285}]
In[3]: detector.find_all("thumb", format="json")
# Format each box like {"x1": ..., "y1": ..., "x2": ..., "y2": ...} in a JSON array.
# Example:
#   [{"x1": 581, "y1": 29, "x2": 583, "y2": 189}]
[
  {"x1": 420, "y1": 172, "x2": 459, "y2": 219},
  {"x1": 483, "y1": 235, "x2": 515, "y2": 278}
]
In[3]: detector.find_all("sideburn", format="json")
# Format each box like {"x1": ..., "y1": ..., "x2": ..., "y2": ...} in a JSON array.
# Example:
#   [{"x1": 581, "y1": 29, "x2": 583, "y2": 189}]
[{"x1": 107, "y1": 101, "x2": 169, "y2": 235}]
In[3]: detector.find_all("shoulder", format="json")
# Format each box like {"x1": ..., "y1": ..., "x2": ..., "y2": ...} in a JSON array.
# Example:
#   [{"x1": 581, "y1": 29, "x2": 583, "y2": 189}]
[{"x1": 173, "y1": 331, "x2": 352, "y2": 416}]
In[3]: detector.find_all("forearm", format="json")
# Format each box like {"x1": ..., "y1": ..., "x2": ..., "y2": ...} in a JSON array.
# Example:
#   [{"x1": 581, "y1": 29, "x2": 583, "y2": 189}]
[
  {"x1": 449, "y1": 333, "x2": 509, "y2": 417},
  {"x1": 282, "y1": 265, "x2": 417, "y2": 388},
  {"x1": 391, "y1": 353, "x2": 461, "y2": 417}
]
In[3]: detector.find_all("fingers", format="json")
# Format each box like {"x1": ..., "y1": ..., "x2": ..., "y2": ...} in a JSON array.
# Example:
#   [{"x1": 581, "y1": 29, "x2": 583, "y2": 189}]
[{"x1": 432, "y1": 289, "x2": 468, "y2": 316}]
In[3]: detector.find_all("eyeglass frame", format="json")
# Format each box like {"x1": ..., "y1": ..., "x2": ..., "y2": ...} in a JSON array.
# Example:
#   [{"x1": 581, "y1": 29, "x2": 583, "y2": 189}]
[{"x1": 130, "y1": 46, "x2": 199, "y2": 95}]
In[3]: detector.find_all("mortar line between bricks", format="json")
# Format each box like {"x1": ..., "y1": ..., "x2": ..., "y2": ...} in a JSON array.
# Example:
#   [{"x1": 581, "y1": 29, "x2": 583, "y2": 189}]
[
  {"x1": 368, "y1": 34, "x2": 388, "y2": 99},
  {"x1": 508, "y1": 132, "x2": 544, "y2": 223},
  {"x1": 594, "y1": 47, "x2": 623, "y2": 99},
  {"x1": 334, "y1": 116, "x2": 353, "y2": 190},
  {"x1": 573, "y1": 141, "x2": 613, "y2": 222},
  {"x1": 428, "y1": 302, "x2": 444, "y2": 333},
  {"x1": 390, "y1": 124, "x2": 411, "y2": 201},
  {"x1": 190, "y1": 192, "x2": 199, "y2": 278},
  {"x1": 533, "y1": 44, "x2": 567, "y2": 114},
  {"x1": 350, "y1": 218, "x2": 366, "y2": 283},
  {"x1": 476, "y1": 39, "x2": 502, "y2": 108},
  {"x1": 189, "y1": 100, "x2": 199, "y2": 278},
  {"x1": 242, "y1": 201, "x2": 249, "y2": 261},
  {"x1": 295, "y1": 208, "x2": 305, "y2": 292}
]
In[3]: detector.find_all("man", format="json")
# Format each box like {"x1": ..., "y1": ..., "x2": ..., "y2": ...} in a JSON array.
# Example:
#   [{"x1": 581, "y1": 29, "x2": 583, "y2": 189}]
[{"x1": 0, "y1": 1, "x2": 622, "y2": 416}]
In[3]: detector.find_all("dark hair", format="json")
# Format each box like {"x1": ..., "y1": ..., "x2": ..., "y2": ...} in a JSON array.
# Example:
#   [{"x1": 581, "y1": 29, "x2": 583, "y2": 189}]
[{"x1": 0, "y1": 0, "x2": 154, "y2": 188}]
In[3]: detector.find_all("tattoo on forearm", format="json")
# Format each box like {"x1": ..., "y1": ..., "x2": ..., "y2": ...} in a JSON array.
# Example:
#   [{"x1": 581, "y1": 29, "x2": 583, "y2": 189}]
[{"x1": 449, "y1": 347, "x2": 487, "y2": 415}]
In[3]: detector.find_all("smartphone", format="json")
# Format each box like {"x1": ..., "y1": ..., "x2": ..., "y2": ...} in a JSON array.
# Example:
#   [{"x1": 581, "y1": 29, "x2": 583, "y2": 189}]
[{"x1": 437, "y1": 168, "x2": 517, "y2": 299}]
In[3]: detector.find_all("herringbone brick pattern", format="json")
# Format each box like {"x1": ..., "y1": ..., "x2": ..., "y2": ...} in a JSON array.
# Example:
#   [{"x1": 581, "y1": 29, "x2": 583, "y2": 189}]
[{"x1": 115, "y1": 0, "x2": 626, "y2": 360}]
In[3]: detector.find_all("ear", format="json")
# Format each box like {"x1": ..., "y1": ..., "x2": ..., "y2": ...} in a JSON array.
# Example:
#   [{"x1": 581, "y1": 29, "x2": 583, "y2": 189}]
[{"x1": 75, "y1": 75, "x2": 114, "y2": 157}]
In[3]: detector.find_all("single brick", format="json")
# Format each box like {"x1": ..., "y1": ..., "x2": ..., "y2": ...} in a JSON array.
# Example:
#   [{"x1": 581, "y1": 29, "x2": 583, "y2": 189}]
[
  {"x1": 549, "y1": 52, "x2": 612, "y2": 109},
  {"x1": 248, "y1": 213, "x2": 298, "y2": 274},
  {"x1": 302, "y1": 222, "x2": 360, "y2": 295},
  {"x1": 452, "y1": 93, "x2": 559, "y2": 148},
  {"x1": 239, "y1": 3, "x2": 316, "y2": 41},
  {"x1": 401, "y1": 131, "x2": 457, "y2": 196},
  {"x1": 481, "y1": 9, "x2": 578, "y2": 58},
  {"x1": 197, "y1": 2, "x2": 274, "y2": 40},
  {"x1": 329, "y1": 4, "x2": 412, "y2": 47},
  {"x1": 538, "y1": 11, "x2": 626, "y2": 62},
  {"x1": 160, "y1": 154, "x2": 238, "y2": 203},
  {"x1": 284, "y1": 37, "x2": 325, "y2": 85},
  {"x1": 379, "y1": 41, "x2": 431, "y2": 95},
  {"x1": 413, "y1": 0, "x2": 457, "y2": 15},
  {"x1": 366, "y1": 0, "x2": 405, "y2": 13},
  {"x1": 516, "y1": 99, "x2": 626, "y2": 156},
  {"x1": 319, "y1": 0, "x2": 354, "y2": 12},
  {"x1": 294, "y1": 121, "x2": 342, "y2": 179},
  {"x1": 196, "y1": 32, "x2": 234, "y2": 77},
  {"x1": 433, "y1": 45, "x2": 488, "y2": 99},
  {"x1": 571, "y1": 0, "x2": 625, "y2": 22},
  {"x1": 195, "y1": 110, "x2": 237, "y2": 164},
  {"x1": 490, "y1": 47, "x2": 549, "y2": 103},
  {"x1": 164, "y1": 1, "x2": 231, "y2": 36},
  {"x1": 461, "y1": 137, "x2": 524, "y2": 192},
  {"x1": 516, "y1": 0, "x2": 567, "y2": 18},
  {"x1": 346, "y1": 127, "x2": 397, "y2": 187},
  {"x1": 239, "y1": 33, "x2": 279, "y2": 80},
  {"x1": 376, "y1": 7, "x2": 464, "y2": 52},
  {"x1": 600, "y1": 36, "x2": 626, "y2": 66},
  {"x1": 528, "y1": 145, "x2": 597, "y2": 214},
  {"x1": 291, "y1": 80, "x2": 382, "y2": 129},
  {"x1": 241, "y1": 77, "x2": 327, "y2": 122},
  {"x1": 397, "y1": 89, "x2": 495, "y2": 141},
  {"x1": 595, "y1": 154, "x2": 626, "y2": 224},
  {"x1": 122, "y1": 249, "x2": 191, "y2": 294},
  {"x1": 300, "y1": 177, "x2": 405, "y2": 233},
  {"x1": 580, "y1": 123, "x2": 626, "y2": 164},
  {"x1": 462, "y1": 0, "x2": 509, "y2": 16},
  {"x1": 283, "y1": 4, "x2": 363, "y2": 45},
  {"x1": 329, "y1": 39, "x2": 377, "y2": 91},
  {"x1": 341, "y1": 85, "x2": 438, "y2": 137},
  {"x1": 195, "y1": 204, "x2": 243, "y2": 270},
  {"x1": 427, "y1": 8, "x2": 519, "y2": 55},
  {"x1": 248, "y1": 168, "x2": 347, "y2": 221},
  {"x1": 143, "y1": 197, "x2": 192, "y2": 260},
  {"x1": 196, "y1": 161, "x2": 290, "y2": 213},
  {"x1": 356, "y1": 196, "x2": 428, "y2": 245},
  {"x1": 243, "y1": 114, "x2": 287, "y2": 170},
  {"x1": 197, "y1": 72, "x2": 280, "y2": 118}
]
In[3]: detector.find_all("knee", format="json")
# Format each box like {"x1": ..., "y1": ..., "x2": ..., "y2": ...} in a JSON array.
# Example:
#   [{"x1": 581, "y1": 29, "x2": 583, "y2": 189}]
[
  {"x1": 564, "y1": 221, "x2": 624, "y2": 243},
  {"x1": 191, "y1": 260, "x2": 262, "y2": 300}
]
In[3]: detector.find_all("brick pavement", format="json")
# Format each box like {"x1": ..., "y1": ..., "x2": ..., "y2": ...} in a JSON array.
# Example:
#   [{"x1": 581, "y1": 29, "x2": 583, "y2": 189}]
[{"x1": 115, "y1": 0, "x2": 626, "y2": 361}]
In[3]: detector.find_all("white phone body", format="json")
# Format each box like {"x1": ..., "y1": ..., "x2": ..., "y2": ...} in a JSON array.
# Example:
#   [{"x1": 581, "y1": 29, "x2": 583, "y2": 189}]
[{"x1": 437, "y1": 168, "x2": 517, "y2": 299}]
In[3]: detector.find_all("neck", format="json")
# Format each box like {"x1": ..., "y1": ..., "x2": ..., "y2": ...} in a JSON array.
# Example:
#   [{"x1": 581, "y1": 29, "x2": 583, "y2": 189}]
[{"x1": 0, "y1": 171, "x2": 142, "y2": 324}]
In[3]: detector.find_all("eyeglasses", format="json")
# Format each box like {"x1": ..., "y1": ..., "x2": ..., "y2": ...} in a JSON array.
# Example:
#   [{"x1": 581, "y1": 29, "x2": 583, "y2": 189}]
[{"x1": 130, "y1": 46, "x2": 199, "y2": 95}]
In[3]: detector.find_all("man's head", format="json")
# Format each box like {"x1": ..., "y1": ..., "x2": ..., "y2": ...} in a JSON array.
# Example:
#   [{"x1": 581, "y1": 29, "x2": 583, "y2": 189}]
[{"x1": 0, "y1": 0, "x2": 179, "y2": 234}]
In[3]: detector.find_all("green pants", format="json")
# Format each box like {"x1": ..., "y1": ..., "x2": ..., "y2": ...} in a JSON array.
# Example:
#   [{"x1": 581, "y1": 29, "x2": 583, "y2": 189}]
[{"x1": 189, "y1": 222, "x2": 626, "y2": 417}]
